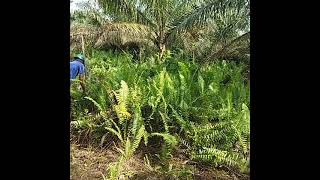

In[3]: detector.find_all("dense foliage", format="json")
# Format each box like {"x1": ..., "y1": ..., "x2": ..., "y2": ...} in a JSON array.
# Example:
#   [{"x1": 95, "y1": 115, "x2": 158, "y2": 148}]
[
  {"x1": 70, "y1": 0, "x2": 250, "y2": 179},
  {"x1": 71, "y1": 50, "x2": 250, "y2": 179}
]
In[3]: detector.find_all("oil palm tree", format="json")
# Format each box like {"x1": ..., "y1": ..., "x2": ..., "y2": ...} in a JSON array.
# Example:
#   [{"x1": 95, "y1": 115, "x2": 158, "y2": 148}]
[{"x1": 96, "y1": 0, "x2": 249, "y2": 58}]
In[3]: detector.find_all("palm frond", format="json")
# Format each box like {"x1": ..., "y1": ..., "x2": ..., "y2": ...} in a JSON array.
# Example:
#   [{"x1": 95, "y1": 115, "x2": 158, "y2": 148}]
[
  {"x1": 70, "y1": 24, "x2": 102, "y2": 51},
  {"x1": 94, "y1": 22, "x2": 155, "y2": 48},
  {"x1": 168, "y1": 0, "x2": 249, "y2": 39},
  {"x1": 208, "y1": 31, "x2": 250, "y2": 60},
  {"x1": 97, "y1": 0, "x2": 138, "y2": 19}
]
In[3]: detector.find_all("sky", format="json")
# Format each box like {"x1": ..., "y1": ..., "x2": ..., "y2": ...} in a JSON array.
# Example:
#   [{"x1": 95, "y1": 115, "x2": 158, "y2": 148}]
[{"x1": 70, "y1": 0, "x2": 87, "y2": 12}]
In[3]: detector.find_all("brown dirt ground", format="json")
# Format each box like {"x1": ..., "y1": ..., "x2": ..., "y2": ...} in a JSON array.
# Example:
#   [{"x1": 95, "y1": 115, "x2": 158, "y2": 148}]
[
  {"x1": 70, "y1": 144, "x2": 118, "y2": 180},
  {"x1": 70, "y1": 143, "x2": 249, "y2": 180}
]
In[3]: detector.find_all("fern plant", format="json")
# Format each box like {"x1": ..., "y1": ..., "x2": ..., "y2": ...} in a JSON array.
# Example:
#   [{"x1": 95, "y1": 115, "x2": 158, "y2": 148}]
[
  {"x1": 151, "y1": 132, "x2": 178, "y2": 166},
  {"x1": 105, "y1": 81, "x2": 150, "y2": 179},
  {"x1": 113, "y1": 80, "x2": 131, "y2": 124},
  {"x1": 71, "y1": 49, "x2": 250, "y2": 175},
  {"x1": 171, "y1": 103, "x2": 250, "y2": 172}
]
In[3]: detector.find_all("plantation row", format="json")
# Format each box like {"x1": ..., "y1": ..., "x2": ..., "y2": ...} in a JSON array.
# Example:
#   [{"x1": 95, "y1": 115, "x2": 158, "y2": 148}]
[{"x1": 70, "y1": 50, "x2": 250, "y2": 179}]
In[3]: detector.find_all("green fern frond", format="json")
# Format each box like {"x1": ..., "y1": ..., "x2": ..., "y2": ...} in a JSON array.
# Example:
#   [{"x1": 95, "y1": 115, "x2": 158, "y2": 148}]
[
  {"x1": 131, "y1": 125, "x2": 147, "y2": 153},
  {"x1": 164, "y1": 72, "x2": 175, "y2": 95},
  {"x1": 114, "y1": 103, "x2": 131, "y2": 123},
  {"x1": 159, "y1": 111, "x2": 169, "y2": 132},
  {"x1": 131, "y1": 110, "x2": 142, "y2": 137},
  {"x1": 159, "y1": 70, "x2": 165, "y2": 93},
  {"x1": 113, "y1": 80, "x2": 131, "y2": 124},
  {"x1": 151, "y1": 132, "x2": 178, "y2": 147},
  {"x1": 124, "y1": 137, "x2": 132, "y2": 158},
  {"x1": 179, "y1": 73, "x2": 187, "y2": 91},
  {"x1": 170, "y1": 105, "x2": 193, "y2": 133},
  {"x1": 115, "y1": 146, "x2": 125, "y2": 156},
  {"x1": 143, "y1": 129, "x2": 149, "y2": 146},
  {"x1": 178, "y1": 62, "x2": 190, "y2": 79},
  {"x1": 178, "y1": 136, "x2": 191, "y2": 150},
  {"x1": 241, "y1": 103, "x2": 250, "y2": 133},
  {"x1": 84, "y1": 96, "x2": 103, "y2": 112},
  {"x1": 105, "y1": 118, "x2": 124, "y2": 143},
  {"x1": 235, "y1": 128, "x2": 249, "y2": 154},
  {"x1": 119, "y1": 81, "x2": 129, "y2": 103},
  {"x1": 193, "y1": 123, "x2": 230, "y2": 142},
  {"x1": 192, "y1": 147, "x2": 240, "y2": 167},
  {"x1": 198, "y1": 75, "x2": 205, "y2": 94},
  {"x1": 106, "y1": 127, "x2": 124, "y2": 144}
]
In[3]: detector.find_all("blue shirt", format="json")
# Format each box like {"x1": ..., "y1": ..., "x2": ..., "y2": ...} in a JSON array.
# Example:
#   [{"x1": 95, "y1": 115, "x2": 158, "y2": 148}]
[{"x1": 70, "y1": 60, "x2": 85, "y2": 79}]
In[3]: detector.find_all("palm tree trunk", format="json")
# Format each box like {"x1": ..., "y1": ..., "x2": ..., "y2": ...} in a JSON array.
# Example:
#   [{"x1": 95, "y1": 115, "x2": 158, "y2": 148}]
[
  {"x1": 81, "y1": 34, "x2": 85, "y2": 56},
  {"x1": 158, "y1": 15, "x2": 166, "y2": 59}
]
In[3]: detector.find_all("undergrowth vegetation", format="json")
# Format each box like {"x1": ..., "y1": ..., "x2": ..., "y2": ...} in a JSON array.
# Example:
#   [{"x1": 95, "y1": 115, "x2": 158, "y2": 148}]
[{"x1": 71, "y1": 49, "x2": 250, "y2": 179}]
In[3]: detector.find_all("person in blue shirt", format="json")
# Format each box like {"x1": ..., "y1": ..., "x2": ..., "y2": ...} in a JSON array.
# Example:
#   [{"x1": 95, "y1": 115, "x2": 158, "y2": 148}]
[{"x1": 70, "y1": 54, "x2": 86, "y2": 93}]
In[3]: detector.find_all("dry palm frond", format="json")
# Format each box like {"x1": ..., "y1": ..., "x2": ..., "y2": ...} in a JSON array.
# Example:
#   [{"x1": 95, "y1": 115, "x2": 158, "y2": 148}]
[
  {"x1": 70, "y1": 24, "x2": 103, "y2": 51},
  {"x1": 70, "y1": 22, "x2": 155, "y2": 50},
  {"x1": 94, "y1": 22, "x2": 155, "y2": 48},
  {"x1": 208, "y1": 31, "x2": 250, "y2": 60}
]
